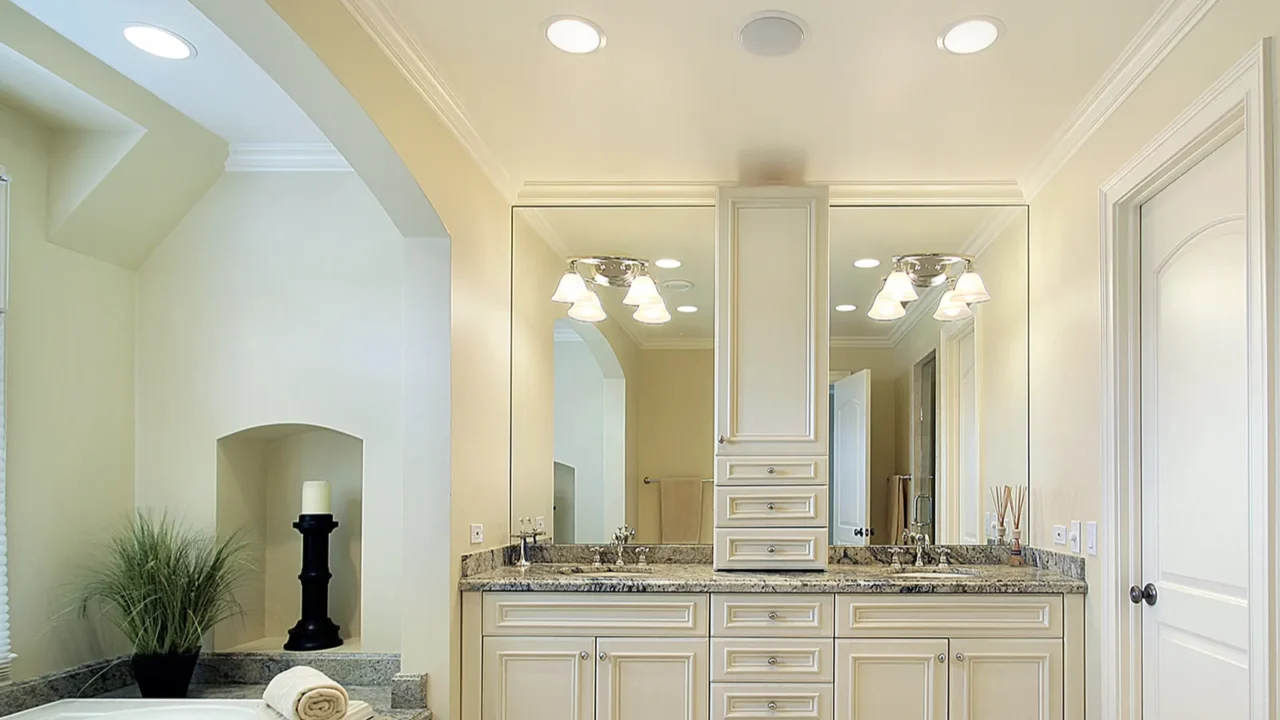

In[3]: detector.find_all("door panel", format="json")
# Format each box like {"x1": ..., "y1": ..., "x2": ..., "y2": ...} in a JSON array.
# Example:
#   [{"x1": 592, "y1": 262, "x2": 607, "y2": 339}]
[
  {"x1": 831, "y1": 370, "x2": 871, "y2": 544},
  {"x1": 597, "y1": 637, "x2": 709, "y2": 720},
  {"x1": 481, "y1": 637, "x2": 593, "y2": 720},
  {"x1": 1139, "y1": 130, "x2": 1251, "y2": 719},
  {"x1": 834, "y1": 638, "x2": 947, "y2": 720},
  {"x1": 949, "y1": 638, "x2": 1062, "y2": 720}
]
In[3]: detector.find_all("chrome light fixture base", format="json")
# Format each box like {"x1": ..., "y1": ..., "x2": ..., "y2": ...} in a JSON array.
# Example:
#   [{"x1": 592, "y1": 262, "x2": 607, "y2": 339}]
[{"x1": 571, "y1": 256, "x2": 648, "y2": 288}]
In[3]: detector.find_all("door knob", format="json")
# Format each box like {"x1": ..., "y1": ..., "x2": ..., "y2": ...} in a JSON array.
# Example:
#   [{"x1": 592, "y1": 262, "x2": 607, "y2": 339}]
[{"x1": 1130, "y1": 583, "x2": 1158, "y2": 606}]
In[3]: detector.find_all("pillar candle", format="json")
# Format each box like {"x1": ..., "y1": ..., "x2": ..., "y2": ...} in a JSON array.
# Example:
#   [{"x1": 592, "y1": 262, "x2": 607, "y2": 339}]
[{"x1": 301, "y1": 480, "x2": 331, "y2": 515}]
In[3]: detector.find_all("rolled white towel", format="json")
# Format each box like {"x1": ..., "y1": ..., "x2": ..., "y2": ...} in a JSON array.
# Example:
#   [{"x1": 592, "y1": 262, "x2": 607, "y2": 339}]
[{"x1": 263, "y1": 666, "x2": 350, "y2": 720}]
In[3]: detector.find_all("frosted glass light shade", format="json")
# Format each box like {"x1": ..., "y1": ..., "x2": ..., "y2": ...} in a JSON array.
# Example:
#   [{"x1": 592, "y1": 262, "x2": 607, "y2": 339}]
[
  {"x1": 933, "y1": 291, "x2": 974, "y2": 321},
  {"x1": 952, "y1": 271, "x2": 991, "y2": 303},
  {"x1": 867, "y1": 295, "x2": 906, "y2": 321},
  {"x1": 552, "y1": 270, "x2": 589, "y2": 303},
  {"x1": 567, "y1": 291, "x2": 606, "y2": 322},
  {"x1": 622, "y1": 274, "x2": 661, "y2": 306},
  {"x1": 633, "y1": 301, "x2": 672, "y2": 324},
  {"x1": 881, "y1": 271, "x2": 919, "y2": 302}
]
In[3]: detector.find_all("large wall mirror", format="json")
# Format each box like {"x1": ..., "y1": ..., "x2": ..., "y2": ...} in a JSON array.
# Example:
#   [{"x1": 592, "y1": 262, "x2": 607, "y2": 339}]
[
  {"x1": 828, "y1": 205, "x2": 1029, "y2": 546},
  {"x1": 510, "y1": 206, "x2": 716, "y2": 545}
]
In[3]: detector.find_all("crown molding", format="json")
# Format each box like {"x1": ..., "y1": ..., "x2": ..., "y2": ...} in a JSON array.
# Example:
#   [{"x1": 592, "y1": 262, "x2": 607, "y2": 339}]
[
  {"x1": 961, "y1": 206, "x2": 1025, "y2": 258},
  {"x1": 515, "y1": 180, "x2": 1026, "y2": 207},
  {"x1": 830, "y1": 337, "x2": 895, "y2": 349},
  {"x1": 827, "y1": 181, "x2": 1025, "y2": 206},
  {"x1": 339, "y1": 0, "x2": 518, "y2": 199},
  {"x1": 224, "y1": 143, "x2": 352, "y2": 172},
  {"x1": 1019, "y1": 0, "x2": 1218, "y2": 200},
  {"x1": 516, "y1": 181, "x2": 718, "y2": 206}
]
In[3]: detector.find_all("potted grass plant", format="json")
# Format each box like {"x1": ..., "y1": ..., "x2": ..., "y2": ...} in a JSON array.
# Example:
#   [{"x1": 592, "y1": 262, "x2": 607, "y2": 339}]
[{"x1": 81, "y1": 513, "x2": 249, "y2": 698}]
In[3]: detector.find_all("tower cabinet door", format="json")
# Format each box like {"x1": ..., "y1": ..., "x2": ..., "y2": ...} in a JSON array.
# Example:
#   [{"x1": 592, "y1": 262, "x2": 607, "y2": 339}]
[
  {"x1": 597, "y1": 637, "x2": 710, "y2": 720},
  {"x1": 834, "y1": 638, "x2": 948, "y2": 720},
  {"x1": 715, "y1": 186, "x2": 829, "y2": 457},
  {"x1": 482, "y1": 636, "x2": 594, "y2": 720},
  {"x1": 948, "y1": 638, "x2": 1063, "y2": 720}
]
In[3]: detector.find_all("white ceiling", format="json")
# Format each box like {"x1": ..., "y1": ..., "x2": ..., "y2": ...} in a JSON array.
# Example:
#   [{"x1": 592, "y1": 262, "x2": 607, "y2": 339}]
[
  {"x1": 13, "y1": 0, "x2": 326, "y2": 144},
  {"x1": 366, "y1": 0, "x2": 1163, "y2": 189},
  {"x1": 524, "y1": 205, "x2": 1027, "y2": 346}
]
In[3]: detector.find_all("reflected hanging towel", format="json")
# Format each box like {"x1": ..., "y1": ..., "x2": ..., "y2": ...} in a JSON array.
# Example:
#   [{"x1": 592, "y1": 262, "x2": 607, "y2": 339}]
[
  {"x1": 660, "y1": 478, "x2": 704, "y2": 543},
  {"x1": 264, "y1": 666, "x2": 349, "y2": 720},
  {"x1": 887, "y1": 475, "x2": 911, "y2": 544}
]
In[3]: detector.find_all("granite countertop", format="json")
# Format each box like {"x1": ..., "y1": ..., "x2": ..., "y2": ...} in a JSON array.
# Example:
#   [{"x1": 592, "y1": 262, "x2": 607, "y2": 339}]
[
  {"x1": 458, "y1": 562, "x2": 1086, "y2": 594},
  {"x1": 101, "y1": 684, "x2": 430, "y2": 720}
]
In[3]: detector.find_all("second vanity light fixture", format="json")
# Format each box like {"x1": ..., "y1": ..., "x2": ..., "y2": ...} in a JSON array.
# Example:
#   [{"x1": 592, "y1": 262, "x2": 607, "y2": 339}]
[
  {"x1": 551, "y1": 256, "x2": 671, "y2": 324},
  {"x1": 867, "y1": 254, "x2": 991, "y2": 322}
]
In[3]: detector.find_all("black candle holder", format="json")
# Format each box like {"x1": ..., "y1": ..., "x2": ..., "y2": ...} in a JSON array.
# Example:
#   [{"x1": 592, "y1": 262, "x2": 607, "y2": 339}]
[{"x1": 284, "y1": 513, "x2": 343, "y2": 652}]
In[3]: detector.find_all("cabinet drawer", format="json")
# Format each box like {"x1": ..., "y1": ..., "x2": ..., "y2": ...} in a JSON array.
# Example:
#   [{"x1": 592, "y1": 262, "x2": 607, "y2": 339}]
[
  {"x1": 715, "y1": 528, "x2": 827, "y2": 570},
  {"x1": 836, "y1": 594, "x2": 1063, "y2": 638},
  {"x1": 712, "y1": 638, "x2": 833, "y2": 683},
  {"x1": 712, "y1": 594, "x2": 834, "y2": 637},
  {"x1": 483, "y1": 592, "x2": 708, "y2": 637},
  {"x1": 716, "y1": 485, "x2": 828, "y2": 527},
  {"x1": 712, "y1": 683, "x2": 833, "y2": 720},
  {"x1": 717, "y1": 456, "x2": 828, "y2": 486}
]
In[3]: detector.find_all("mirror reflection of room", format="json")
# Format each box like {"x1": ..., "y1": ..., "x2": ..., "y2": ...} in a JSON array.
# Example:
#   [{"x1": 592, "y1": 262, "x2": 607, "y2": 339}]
[
  {"x1": 828, "y1": 206, "x2": 1029, "y2": 547},
  {"x1": 511, "y1": 206, "x2": 715, "y2": 545}
]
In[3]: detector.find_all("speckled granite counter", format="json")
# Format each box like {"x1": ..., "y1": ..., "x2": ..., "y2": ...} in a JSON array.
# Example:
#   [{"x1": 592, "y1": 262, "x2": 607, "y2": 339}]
[
  {"x1": 458, "y1": 562, "x2": 1086, "y2": 594},
  {"x1": 100, "y1": 684, "x2": 430, "y2": 720}
]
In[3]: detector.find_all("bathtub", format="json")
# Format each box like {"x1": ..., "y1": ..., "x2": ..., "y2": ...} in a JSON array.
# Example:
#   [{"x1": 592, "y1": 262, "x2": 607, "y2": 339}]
[{"x1": 6, "y1": 699, "x2": 280, "y2": 719}]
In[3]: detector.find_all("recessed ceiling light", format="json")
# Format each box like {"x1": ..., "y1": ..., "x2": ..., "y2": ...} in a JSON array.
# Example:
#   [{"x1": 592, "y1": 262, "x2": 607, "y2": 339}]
[
  {"x1": 835, "y1": 304, "x2": 857, "y2": 313},
  {"x1": 853, "y1": 258, "x2": 881, "y2": 269},
  {"x1": 655, "y1": 258, "x2": 682, "y2": 269},
  {"x1": 123, "y1": 24, "x2": 195, "y2": 60},
  {"x1": 661, "y1": 279, "x2": 695, "y2": 292},
  {"x1": 739, "y1": 11, "x2": 808, "y2": 57},
  {"x1": 676, "y1": 305, "x2": 698, "y2": 313},
  {"x1": 545, "y1": 16, "x2": 606, "y2": 54},
  {"x1": 938, "y1": 17, "x2": 1002, "y2": 55}
]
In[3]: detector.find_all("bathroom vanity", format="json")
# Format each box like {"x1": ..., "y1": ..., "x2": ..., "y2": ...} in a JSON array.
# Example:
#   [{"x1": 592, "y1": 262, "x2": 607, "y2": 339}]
[{"x1": 459, "y1": 558, "x2": 1085, "y2": 720}]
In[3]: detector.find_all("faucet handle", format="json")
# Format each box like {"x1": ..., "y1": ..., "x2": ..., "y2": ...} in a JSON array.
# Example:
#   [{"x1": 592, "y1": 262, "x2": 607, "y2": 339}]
[
  {"x1": 938, "y1": 548, "x2": 952, "y2": 568},
  {"x1": 890, "y1": 548, "x2": 905, "y2": 570},
  {"x1": 589, "y1": 547, "x2": 604, "y2": 567},
  {"x1": 614, "y1": 525, "x2": 636, "y2": 543},
  {"x1": 636, "y1": 547, "x2": 649, "y2": 566}
]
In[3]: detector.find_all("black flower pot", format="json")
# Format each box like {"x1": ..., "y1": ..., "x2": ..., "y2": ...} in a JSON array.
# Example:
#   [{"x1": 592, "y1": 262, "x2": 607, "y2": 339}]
[{"x1": 131, "y1": 649, "x2": 200, "y2": 698}]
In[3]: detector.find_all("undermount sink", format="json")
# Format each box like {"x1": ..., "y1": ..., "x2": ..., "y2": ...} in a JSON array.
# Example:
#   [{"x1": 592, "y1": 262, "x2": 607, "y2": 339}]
[
  {"x1": 890, "y1": 568, "x2": 979, "y2": 579},
  {"x1": 557, "y1": 565, "x2": 655, "y2": 576}
]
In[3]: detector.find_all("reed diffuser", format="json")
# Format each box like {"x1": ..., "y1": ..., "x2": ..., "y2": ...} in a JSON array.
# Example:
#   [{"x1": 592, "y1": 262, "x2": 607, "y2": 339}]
[
  {"x1": 991, "y1": 485, "x2": 1010, "y2": 545},
  {"x1": 1009, "y1": 486, "x2": 1028, "y2": 566}
]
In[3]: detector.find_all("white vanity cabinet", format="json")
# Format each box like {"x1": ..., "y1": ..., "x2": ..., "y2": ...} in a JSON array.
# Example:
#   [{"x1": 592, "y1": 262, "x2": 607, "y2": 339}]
[
  {"x1": 714, "y1": 187, "x2": 830, "y2": 570},
  {"x1": 463, "y1": 591, "x2": 1084, "y2": 720}
]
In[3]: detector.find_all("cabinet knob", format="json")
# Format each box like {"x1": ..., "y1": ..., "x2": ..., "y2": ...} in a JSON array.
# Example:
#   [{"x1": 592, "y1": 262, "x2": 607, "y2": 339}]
[
  {"x1": 955, "y1": 652, "x2": 965, "y2": 662},
  {"x1": 598, "y1": 651, "x2": 608, "y2": 661},
  {"x1": 766, "y1": 503, "x2": 777, "y2": 511},
  {"x1": 766, "y1": 545, "x2": 776, "y2": 554},
  {"x1": 767, "y1": 611, "x2": 779, "y2": 620},
  {"x1": 718, "y1": 435, "x2": 726, "y2": 444},
  {"x1": 580, "y1": 651, "x2": 589, "y2": 660},
  {"x1": 937, "y1": 653, "x2": 946, "y2": 663},
  {"x1": 766, "y1": 701, "x2": 778, "y2": 711},
  {"x1": 766, "y1": 466, "x2": 776, "y2": 475},
  {"x1": 767, "y1": 656, "x2": 779, "y2": 666}
]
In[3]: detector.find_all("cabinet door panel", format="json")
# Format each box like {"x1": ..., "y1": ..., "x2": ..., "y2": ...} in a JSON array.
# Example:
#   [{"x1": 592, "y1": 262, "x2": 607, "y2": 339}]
[
  {"x1": 597, "y1": 637, "x2": 709, "y2": 720},
  {"x1": 949, "y1": 639, "x2": 1063, "y2": 720},
  {"x1": 482, "y1": 637, "x2": 593, "y2": 720},
  {"x1": 835, "y1": 638, "x2": 947, "y2": 720}
]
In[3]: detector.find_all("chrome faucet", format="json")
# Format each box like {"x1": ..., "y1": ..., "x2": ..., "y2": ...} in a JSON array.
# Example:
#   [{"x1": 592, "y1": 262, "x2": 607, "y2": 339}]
[
  {"x1": 610, "y1": 525, "x2": 636, "y2": 566},
  {"x1": 510, "y1": 517, "x2": 546, "y2": 569},
  {"x1": 903, "y1": 523, "x2": 932, "y2": 567}
]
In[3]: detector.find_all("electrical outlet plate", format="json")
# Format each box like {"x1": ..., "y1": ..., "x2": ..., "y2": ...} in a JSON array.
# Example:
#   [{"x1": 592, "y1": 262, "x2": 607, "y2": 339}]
[
  {"x1": 470, "y1": 523, "x2": 484, "y2": 544},
  {"x1": 535, "y1": 516, "x2": 546, "y2": 531},
  {"x1": 1052, "y1": 525, "x2": 1067, "y2": 545},
  {"x1": 1068, "y1": 521, "x2": 1082, "y2": 553},
  {"x1": 1086, "y1": 521, "x2": 1098, "y2": 556}
]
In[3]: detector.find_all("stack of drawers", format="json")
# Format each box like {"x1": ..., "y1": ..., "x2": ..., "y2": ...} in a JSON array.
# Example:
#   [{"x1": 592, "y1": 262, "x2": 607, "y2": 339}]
[
  {"x1": 713, "y1": 457, "x2": 829, "y2": 570},
  {"x1": 710, "y1": 594, "x2": 834, "y2": 719}
]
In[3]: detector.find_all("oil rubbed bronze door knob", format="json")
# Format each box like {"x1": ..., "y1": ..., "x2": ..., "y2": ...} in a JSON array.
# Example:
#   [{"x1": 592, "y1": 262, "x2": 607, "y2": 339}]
[{"x1": 1130, "y1": 583, "x2": 1158, "y2": 606}]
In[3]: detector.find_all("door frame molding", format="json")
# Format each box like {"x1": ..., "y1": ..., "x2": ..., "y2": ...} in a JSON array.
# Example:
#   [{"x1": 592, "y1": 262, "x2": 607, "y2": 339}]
[
  {"x1": 1099, "y1": 41, "x2": 1274, "y2": 720},
  {"x1": 937, "y1": 316, "x2": 978, "y2": 544}
]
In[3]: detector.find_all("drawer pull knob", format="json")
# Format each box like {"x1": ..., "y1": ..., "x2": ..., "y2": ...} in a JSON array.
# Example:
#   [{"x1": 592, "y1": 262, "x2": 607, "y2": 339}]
[
  {"x1": 955, "y1": 652, "x2": 965, "y2": 662},
  {"x1": 580, "y1": 651, "x2": 589, "y2": 660},
  {"x1": 766, "y1": 466, "x2": 777, "y2": 474},
  {"x1": 766, "y1": 545, "x2": 776, "y2": 554},
  {"x1": 766, "y1": 503, "x2": 777, "y2": 511},
  {"x1": 718, "y1": 435, "x2": 726, "y2": 444},
  {"x1": 599, "y1": 652, "x2": 608, "y2": 661},
  {"x1": 767, "y1": 656, "x2": 778, "y2": 665},
  {"x1": 767, "y1": 611, "x2": 779, "y2": 620},
  {"x1": 937, "y1": 653, "x2": 946, "y2": 663},
  {"x1": 766, "y1": 702, "x2": 778, "y2": 711}
]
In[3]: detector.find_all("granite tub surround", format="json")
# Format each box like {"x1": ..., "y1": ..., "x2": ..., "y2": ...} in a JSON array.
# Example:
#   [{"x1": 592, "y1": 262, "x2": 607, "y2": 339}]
[
  {"x1": 457, "y1": 560, "x2": 1085, "y2": 594},
  {"x1": 193, "y1": 651, "x2": 399, "y2": 687},
  {"x1": 99, "y1": 683, "x2": 430, "y2": 720},
  {"x1": 0, "y1": 658, "x2": 135, "y2": 718}
]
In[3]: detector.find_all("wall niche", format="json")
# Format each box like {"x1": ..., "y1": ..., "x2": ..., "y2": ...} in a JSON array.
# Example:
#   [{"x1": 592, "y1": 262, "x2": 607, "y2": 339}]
[{"x1": 214, "y1": 423, "x2": 363, "y2": 651}]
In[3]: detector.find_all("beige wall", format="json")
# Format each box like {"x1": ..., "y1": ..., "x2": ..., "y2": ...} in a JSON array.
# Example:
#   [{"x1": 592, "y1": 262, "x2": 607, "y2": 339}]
[
  {"x1": 1, "y1": 103, "x2": 136, "y2": 680},
  {"x1": 1024, "y1": 4, "x2": 1280, "y2": 718}
]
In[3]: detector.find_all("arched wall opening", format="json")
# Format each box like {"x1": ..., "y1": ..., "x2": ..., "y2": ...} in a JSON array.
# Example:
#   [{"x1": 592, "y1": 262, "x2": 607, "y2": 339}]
[{"x1": 214, "y1": 423, "x2": 363, "y2": 651}]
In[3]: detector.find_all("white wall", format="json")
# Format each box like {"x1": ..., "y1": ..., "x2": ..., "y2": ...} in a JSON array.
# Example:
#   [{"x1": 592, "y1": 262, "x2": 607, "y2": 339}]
[
  {"x1": 135, "y1": 170, "x2": 433, "y2": 652},
  {"x1": 553, "y1": 338, "x2": 607, "y2": 542},
  {"x1": 1, "y1": 103, "x2": 136, "y2": 680}
]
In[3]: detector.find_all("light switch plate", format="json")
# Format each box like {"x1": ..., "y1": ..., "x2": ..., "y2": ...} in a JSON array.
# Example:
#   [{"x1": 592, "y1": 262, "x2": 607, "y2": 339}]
[
  {"x1": 470, "y1": 523, "x2": 484, "y2": 544},
  {"x1": 1069, "y1": 521, "x2": 1082, "y2": 553},
  {"x1": 1086, "y1": 521, "x2": 1098, "y2": 555},
  {"x1": 535, "y1": 516, "x2": 546, "y2": 531},
  {"x1": 1052, "y1": 525, "x2": 1067, "y2": 545}
]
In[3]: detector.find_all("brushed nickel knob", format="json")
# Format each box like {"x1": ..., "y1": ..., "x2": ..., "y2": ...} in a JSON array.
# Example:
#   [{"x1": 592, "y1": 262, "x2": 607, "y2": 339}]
[
  {"x1": 955, "y1": 652, "x2": 965, "y2": 662},
  {"x1": 599, "y1": 651, "x2": 607, "y2": 661},
  {"x1": 766, "y1": 545, "x2": 776, "y2": 553},
  {"x1": 937, "y1": 653, "x2": 946, "y2": 663},
  {"x1": 766, "y1": 466, "x2": 777, "y2": 475},
  {"x1": 580, "y1": 651, "x2": 589, "y2": 660},
  {"x1": 766, "y1": 702, "x2": 778, "y2": 711},
  {"x1": 766, "y1": 503, "x2": 777, "y2": 511},
  {"x1": 767, "y1": 656, "x2": 778, "y2": 665},
  {"x1": 718, "y1": 435, "x2": 726, "y2": 444},
  {"x1": 767, "y1": 611, "x2": 779, "y2": 620}
]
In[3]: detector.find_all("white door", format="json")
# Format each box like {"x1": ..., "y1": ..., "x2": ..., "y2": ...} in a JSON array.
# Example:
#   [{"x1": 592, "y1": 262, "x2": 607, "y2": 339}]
[
  {"x1": 831, "y1": 370, "x2": 871, "y2": 545},
  {"x1": 949, "y1": 638, "x2": 1063, "y2": 720},
  {"x1": 597, "y1": 637, "x2": 709, "y2": 720},
  {"x1": 834, "y1": 638, "x2": 948, "y2": 720},
  {"x1": 1139, "y1": 130, "x2": 1253, "y2": 718},
  {"x1": 482, "y1": 637, "x2": 594, "y2": 720}
]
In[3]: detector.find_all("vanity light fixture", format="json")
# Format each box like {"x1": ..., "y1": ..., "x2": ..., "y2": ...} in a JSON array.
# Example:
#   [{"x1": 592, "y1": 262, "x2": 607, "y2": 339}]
[
  {"x1": 938, "y1": 17, "x2": 1002, "y2": 55},
  {"x1": 545, "y1": 16, "x2": 606, "y2": 54},
  {"x1": 655, "y1": 258, "x2": 682, "y2": 269},
  {"x1": 853, "y1": 258, "x2": 881, "y2": 269},
  {"x1": 868, "y1": 253, "x2": 991, "y2": 322},
  {"x1": 834, "y1": 304, "x2": 857, "y2": 313},
  {"x1": 552, "y1": 256, "x2": 671, "y2": 324},
  {"x1": 123, "y1": 24, "x2": 196, "y2": 60}
]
